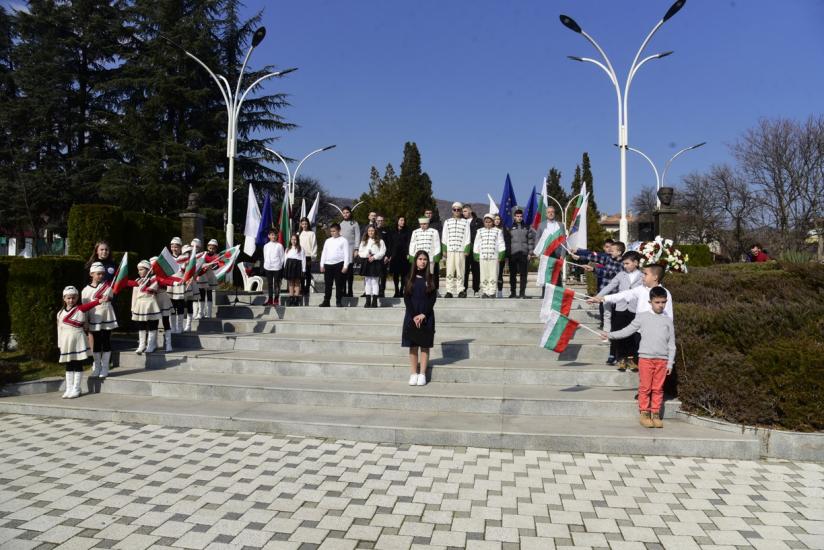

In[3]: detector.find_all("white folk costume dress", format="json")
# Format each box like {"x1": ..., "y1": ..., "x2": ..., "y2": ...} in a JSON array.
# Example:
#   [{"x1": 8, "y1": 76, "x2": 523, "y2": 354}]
[
  {"x1": 57, "y1": 300, "x2": 100, "y2": 363},
  {"x1": 441, "y1": 217, "x2": 470, "y2": 295},
  {"x1": 533, "y1": 219, "x2": 565, "y2": 287},
  {"x1": 81, "y1": 283, "x2": 118, "y2": 332},
  {"x1": 169, "y1": 252, "x2": 189, "y2": 302},
  {"x1": 359, "y1": 238, "x2": 386, "y2": 296},
  {"x1": 408, "y1": 228, "x2": 441, "y2": 273},
  {"x1": 473, "y1": 227, "x2": 506, "y2": 297},
  {"x1": 129, "y1": 275, "x2": 161, "y2": 322}
]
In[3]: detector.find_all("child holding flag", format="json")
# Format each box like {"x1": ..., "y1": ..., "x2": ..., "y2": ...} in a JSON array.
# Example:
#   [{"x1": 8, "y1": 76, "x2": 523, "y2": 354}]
[
  {"x1": 82, "y1": 262, "x2": 118, "y2": 377},
  {"x1": 604, "y1": 286, "x2": 675, "y2": 428},
  {"x1": 58, "y1": 286, "x2": 109, "y2": 398},
  {"x1": 593, "y1": 251, "x2": 643, "y2": 372}
]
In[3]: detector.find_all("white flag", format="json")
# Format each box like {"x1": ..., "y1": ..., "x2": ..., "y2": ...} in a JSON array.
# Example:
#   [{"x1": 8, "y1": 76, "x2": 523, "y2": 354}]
[
  {"x1": 300, "y1": 198, "x2": 307, "y2": 220},
  {"x1": 566, "y1": 183, "x2": 589, "y2": 251},
  {"x1": 307, "y1": 192, "x2": 320, "y2": 226},
  {"x1": 487, "y1": 194, "x2": 499, "y2": 216},
  {"x1": 242, "y1": 184, "x2": 261, "y2": 257}
]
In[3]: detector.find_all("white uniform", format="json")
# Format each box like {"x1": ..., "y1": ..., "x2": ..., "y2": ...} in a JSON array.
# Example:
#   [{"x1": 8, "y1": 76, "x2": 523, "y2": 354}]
[
  {"x1": 408, "y1": 228, "x2": 441, "y2": 274},
  {"x1": 441, "y1": 218, "x2": 470, "y2": 295},
  {"x1": 57, "y1": 306, "x2": 92, "y2": 363},
  {"x1": 473, "y1": 227, "x2": 506, "y2": 297},
  {"x1": 81, "y1": 284, "x2": 118, "y2": 332},
  {"x1": 533, "y1": 220, "x2": 565, "y2": 287},
  {"x1": 130, "y1": 276, "x2": 161, "y2": 322}
]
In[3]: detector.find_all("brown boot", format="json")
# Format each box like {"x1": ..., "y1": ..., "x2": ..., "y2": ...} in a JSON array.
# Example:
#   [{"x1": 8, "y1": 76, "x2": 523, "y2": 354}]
[
  {"x1": 627, "y1": 358, "x2": 639, "y2": 372},
  {"x1": 651, "y1": 413, "x2": 663, "y2": 428},
  {"x1": 617, "y1": 359, "x2": 627, "y2": 372},
  {"x1": 639, "y1": 411, "x2": 654, "y2": 428}
]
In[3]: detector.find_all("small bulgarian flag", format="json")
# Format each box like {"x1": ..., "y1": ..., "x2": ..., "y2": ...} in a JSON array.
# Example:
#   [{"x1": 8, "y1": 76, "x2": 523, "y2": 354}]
[
  {"x1": 182, "y1": 251, "x2": 198, "y2": 283},
  {"x1": 544, "y1": 256, "x2": 565, "y2": 286},
  {"x1": 541, "y1": 228, "x2": 566, "y2": 257},
  {"x1": 153, "y1": 247, "x2": 180, "y2": 278},
  {"x1": 277, "y1": 182, "x2": 291, "y2": 246},
  {"x1": 539, "y1": 284, "x2": 575, "y2": 322},
  {"x1": 214, "y1": 245, "x2": 241, "y2": 281},
  {"x1": 532, "y1": 177, "x2": 547, "y2": 231},
  {"x1": 539, "y1": 309, "x2": 580, "y2": 353},
  {"x1": 112, "y1": 253, "x2": 129, "y2": 294}
]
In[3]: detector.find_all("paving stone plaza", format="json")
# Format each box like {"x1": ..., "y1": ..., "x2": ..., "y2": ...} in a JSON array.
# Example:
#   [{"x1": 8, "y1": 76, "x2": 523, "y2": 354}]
[{"x1": 1, "y1": 414, "x2": 822, "y2": 550}]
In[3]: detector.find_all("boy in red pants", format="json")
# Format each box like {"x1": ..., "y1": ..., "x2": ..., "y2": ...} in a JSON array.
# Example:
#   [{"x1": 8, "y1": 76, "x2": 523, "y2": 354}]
[{"x1": 604, "y1": 286, "x2": 675, "y2": 428}]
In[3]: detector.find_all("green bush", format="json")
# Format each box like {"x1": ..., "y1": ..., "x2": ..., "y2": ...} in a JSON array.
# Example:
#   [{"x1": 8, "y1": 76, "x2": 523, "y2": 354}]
[
  {"x1": 67, "y1": 204, "x2": 124, "y2": 257},
  {"x1": 679, "y1": 244, "x2": 713, "y2": 267},
  {"x1": 0, "y1": 257, "x2": 21, "y2": 350},
  {"x1": 8, "y1": 256, "x2": 87, "y2": 361},
  {"x1": 668, "y1": 263, "x2": 824, "y2": 431},
  {"x1": 122, "y1": 211, "x2": 179, "y2": 260}
]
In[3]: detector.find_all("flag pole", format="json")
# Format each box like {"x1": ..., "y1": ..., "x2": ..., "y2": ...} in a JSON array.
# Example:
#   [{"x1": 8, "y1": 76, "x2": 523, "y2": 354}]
[{"x1": 576, "y1": 322, "x2": 604, "y2": 338}]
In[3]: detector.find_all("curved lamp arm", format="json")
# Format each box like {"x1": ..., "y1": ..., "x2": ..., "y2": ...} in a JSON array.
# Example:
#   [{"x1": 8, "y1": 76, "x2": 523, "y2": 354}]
[
  {"x1": 264, "y1": 148, "x2": 293, "y2": 187},
  {"x1": 661, "y1": 142, "x2": 706, "y2": 186}
]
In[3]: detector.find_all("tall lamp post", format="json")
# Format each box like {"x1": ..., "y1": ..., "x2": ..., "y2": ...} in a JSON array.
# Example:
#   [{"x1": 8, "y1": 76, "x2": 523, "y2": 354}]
[
  {"x1": 616, "y1": 141, "x2": 706, "y2": 207},
  {"x1": 172, "y1": 27, "x2": 297, "y2": 249},
  {"x1": 265, "y1": 145, "x2": 337, "y2": 209},
  {"x1": 560, "y1": 0, "x2": 686, "y2": 243}
]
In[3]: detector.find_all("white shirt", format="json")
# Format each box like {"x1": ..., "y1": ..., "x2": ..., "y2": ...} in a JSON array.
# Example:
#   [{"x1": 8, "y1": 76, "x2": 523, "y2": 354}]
[
  {"x1": 605, "y1": 284, "x2": 674, "y2": 319},
  {"x1": 298, "y1": 230, "x2": 318, "y2": 260},
  {"x1": 285, "y1": 246, "x2": 306, "y2": 273},
  {"x1": 263, "y1": 241, "x2": 285, "y2": 271},
  {"x1": 358, "y1": 238, "x2": 386, "y2": 261},
  {"x1": 320, "y1": 236, "x2": 350, "y2": 267},
  {"x1": 441, "y1": 217, "x2": 470, "y2": 253}
]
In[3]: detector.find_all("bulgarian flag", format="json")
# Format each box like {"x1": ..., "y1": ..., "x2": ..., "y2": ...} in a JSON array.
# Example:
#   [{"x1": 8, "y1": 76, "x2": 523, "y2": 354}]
[
  {"x1": 153, "y1": 247, "x2": 180, "y2": 278},
  {"x1": 112, "y1": 253, "x2": 129, "y2": 294},
  {"x1": 532, "y1": 177, "x2": 548, "y2": 231},
  {"x1": 541, "y1": 228, "x2": 567, "y2": 258},
  {"x1": 182, "y1": 251, "x2": 198, "y2": 283},
  {"x1": 277, "y1": 183, "x2": 291, "y2": 246},
  {"x1": 539, "y1": 309, "x2": 580, "y2": 353},
  {"x1": 544, "y1": 256, "x2": 565, "y2": 286},
  {"x1": 539, "y1": 284, "x2": 575, "y2": 322},
  {"x1": 214, "y1": 246, "x2": 241, "y2": 281}
]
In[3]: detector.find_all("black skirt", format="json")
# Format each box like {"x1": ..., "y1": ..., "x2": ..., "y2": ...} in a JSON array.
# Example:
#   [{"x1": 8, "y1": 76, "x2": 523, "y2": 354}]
[
  {"x1": 283, "y1": 258, "x2": 303, "y2": 280},
  {"x1": 360, "y1": 259, "x2": 383, "y2": 278}
]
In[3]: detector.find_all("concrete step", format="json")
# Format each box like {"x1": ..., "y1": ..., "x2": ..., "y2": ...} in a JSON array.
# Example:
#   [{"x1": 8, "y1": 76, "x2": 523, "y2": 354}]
[
  {"x1": 0, "y1": 393, "x2": 760, "y2": 459},
  {"x1": 169, "y1": 332, "x2": 609, "y2": 363},
  {"x1": 194, "y1": 319, "x2": 605, "y2": 342},
  {"x1": 214, "y1": 304, "x2": 603, "y2": 326},
  {"x1": 116, "y1": 350, "x2": 636, "y2": 388},
  {"x1": 96, "y1": 368, "x2": 679, "y2": 418}
]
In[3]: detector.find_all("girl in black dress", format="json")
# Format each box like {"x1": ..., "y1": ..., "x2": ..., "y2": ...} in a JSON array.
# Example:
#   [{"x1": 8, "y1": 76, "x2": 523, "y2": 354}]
[
  {"x1": 389, "y1": 216, "x2": 411, "y2": 297},
  {"x1": 403, "y1": 251, "x2": 437, "y2": 386}
]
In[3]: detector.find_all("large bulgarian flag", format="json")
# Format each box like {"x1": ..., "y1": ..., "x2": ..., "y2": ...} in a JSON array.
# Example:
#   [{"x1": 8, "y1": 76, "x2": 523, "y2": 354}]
[
  {"x1": 153, "y1": 247, "x2": 181, "y2": 278},
  {"x1": 539, "y1": 309, "x2": 580, "y2": 353},
  {"x1": 541, "y1": 228, "x2": 567, "y2": 258},
  {"x1": 539, "y1": 283, "x2": 575, "y2": 322},
  {"x1": 112, "y1": 253, "x2": 129, "y2": 294},
  {"x1": 214, "y1": 245, "x2": 241, "y2": 281},
  {"x1": 544, "y1": 256, "x2": 565, "y2": 286},
  {"x1": 277, "y1": 183, "x2": 291, "y2": 246}
]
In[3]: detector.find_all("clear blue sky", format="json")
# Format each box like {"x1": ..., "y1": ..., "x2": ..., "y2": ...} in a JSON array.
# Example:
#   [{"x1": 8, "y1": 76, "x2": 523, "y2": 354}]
[{"x1": 241, "y1": 0, "x2": 824, "y2": 214}]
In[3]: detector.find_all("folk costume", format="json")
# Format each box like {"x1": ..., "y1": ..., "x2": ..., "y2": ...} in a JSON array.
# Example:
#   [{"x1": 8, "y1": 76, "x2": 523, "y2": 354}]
[
  {"x1": 148, "y1": 256, "x2": 176, "y2": 352},
  {"x1": 197, "y1": 239, "x2": 220, "y2": 318},
  {"x1": 358, "y1": 237, "x2": 386, "y2": 308},
  {"x1": 440, "y1": 204, "x2": 471, "y2": 297},
  {"x1": 168, "y1": 238, "x2": 190, "y2": 333},
  {"x1": 339, "y1": 218, "x2": 360, "y2": 297},
  {"x1": 463, "y1": 214, "x2": 483, "y2": 295},
  {"x1": 126, "y1": 260, "x2": 166, "y2": 354},
  {"x1": 82, "y1": 263, "x2": 118, "y2": 378},
  {"x1": 58, "y1": 286, "x2": 103, "y2": 398},
  {"x1": 473, "y1": 216, "x2": 506, "y2": 298},
  {"x1": 408, "y1": 221, "x2": 441, "y2": 274},
  {"x1": 190, "y1": 239, "x2": 205, "y2": 320}
]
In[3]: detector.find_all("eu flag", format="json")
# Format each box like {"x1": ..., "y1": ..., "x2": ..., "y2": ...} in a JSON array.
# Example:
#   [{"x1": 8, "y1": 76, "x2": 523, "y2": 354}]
[
  {"x1": 255, "y1": 191, "x2": 274, "y2": 248},
  {"x1": 525, "y1": 185, "x2": 537, "y2": 230},
  {"x1": 498, "y1": 174, "x2": 518, "y2": 229}
]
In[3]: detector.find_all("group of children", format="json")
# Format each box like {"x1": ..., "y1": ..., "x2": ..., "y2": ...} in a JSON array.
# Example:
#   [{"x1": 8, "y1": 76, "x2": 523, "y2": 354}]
[
  {"x1": 56, "y1": 236, "x2": 225, "y2": 398},
  {"x1": 574, "y1": 241, "x2": 676, "y2": 429}
]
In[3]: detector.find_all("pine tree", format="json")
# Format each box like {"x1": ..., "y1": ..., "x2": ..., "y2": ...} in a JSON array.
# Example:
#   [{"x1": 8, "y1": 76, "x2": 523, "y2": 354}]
[
  {"x1": 569, "y1": 152, "x2": 611, "y2": 248},
  {"x1": 397, "y1": 142, "x2": 435, "y2": 220},
  {"x1": 580, "y1": 152, "x2": 599, "y2": 214},
  {"x1": 544, "y1": 167, "x2": 569, "y2": 212}
]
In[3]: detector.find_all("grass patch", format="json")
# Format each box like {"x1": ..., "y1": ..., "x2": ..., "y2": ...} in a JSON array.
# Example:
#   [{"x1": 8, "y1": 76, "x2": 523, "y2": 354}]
[{"x1": 0, "y1": 350, "x2": 69, "y2": 386}]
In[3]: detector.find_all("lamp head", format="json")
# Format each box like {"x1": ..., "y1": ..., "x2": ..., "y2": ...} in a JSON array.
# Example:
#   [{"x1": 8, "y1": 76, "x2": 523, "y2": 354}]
[
  {"x1": 251, "y1": 27, "x2": 266, "y2": 47},
  {"x1": 662, "y1": 0, "x2": 686, "y2": 22},
  {"x1": 322, "y1": 145, "x2": 337, "y2": 151},
  {"x1": 559, "y1": 15, "x2": 582, "y2": 33},
  {"x1": 277, "y1": 67, "x2": 298, "y2": 77},
  {"x1": 657, "y1": 51, "x2": 674, "y2": 58},
  {"x1": 567, "y1": 55, "x2": 585, "y2": 62},
  {"x1": 690, "y1": 141, "x2": 707, "y2": 150}
]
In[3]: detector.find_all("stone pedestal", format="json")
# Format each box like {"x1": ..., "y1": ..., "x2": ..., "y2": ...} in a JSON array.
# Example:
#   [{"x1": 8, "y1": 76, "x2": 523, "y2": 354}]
[
  {"x1": 179, "y1": 212, "x2": 205, "y2": 245},
  {"x1": 654, "y1": 208, "x2": 679, "y2": 241}
]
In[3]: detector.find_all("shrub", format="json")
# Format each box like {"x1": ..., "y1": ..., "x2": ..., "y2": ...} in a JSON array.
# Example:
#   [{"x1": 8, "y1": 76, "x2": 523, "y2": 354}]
[
  {"x1": 8, "y1": 256, "x2": 87, "y2": 361},
  {"x1": 668, "y1": 263, "x2": 824, "y2": 431},
  {"x1": 0, "y1": 257, "x2": 20, "y2": 350},
  {"x1": 67, "y1": 204, "x2": 124, "y2": 257},
  {"x1": 122, "y1": 211, "x2": 179, "y2": 260},
  {"x1": 678, "y1": 244, "x2": 713, "y2": 267}
]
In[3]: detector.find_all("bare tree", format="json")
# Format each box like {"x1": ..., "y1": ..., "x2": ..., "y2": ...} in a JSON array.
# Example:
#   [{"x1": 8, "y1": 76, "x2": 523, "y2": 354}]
[
  {"x1": 676, "y1": 171, "x2": 725, "y2": 244},
  {"x1": 631, "y1": 185, "x2": 658, "y2": 221},
  {"x1": 710, "y1": 164, "x2": 758, "y2": 259}
]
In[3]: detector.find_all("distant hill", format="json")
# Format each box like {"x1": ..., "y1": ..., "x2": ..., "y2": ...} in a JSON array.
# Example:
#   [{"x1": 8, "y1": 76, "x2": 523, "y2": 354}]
[{"x1": 328, "y1": 196, "x2": 490, "y2": 222}]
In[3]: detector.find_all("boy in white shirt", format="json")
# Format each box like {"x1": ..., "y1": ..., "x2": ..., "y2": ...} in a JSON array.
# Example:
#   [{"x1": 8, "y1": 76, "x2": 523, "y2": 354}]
[
  {"x1": 319, "y1": 223, "x2": 351, "y2": 307},
  {"x1": 262, "y1": 229, "x2": 285, "y2": 306}
]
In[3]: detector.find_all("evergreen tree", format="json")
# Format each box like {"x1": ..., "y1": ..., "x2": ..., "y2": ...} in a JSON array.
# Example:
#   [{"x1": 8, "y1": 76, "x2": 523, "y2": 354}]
[
  {"x1": 569, "y1": 152, "x2": 610, "y2": 248},
  {"x1": 397, "y1": 142, "x2": 435, "y2": 220},
  {"x1": 544, "y1": 167, "x2": 568, "y2": 212},
  {"x1": 580, "y1": 152, "x2": 599, "y2": 214}
]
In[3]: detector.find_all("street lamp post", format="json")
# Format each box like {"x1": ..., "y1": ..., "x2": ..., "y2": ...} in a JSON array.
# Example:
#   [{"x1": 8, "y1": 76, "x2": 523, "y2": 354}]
[
  {"x1": 171, "y1": 27, "x2": 297, "y2": 249},
  {"x1": 265, "y1": 145, "x2": 337, "y2": 209},
  {"x1": 560, "y1": 0, "x2": 686, "y2": 243},
  {"x1": 616, "y1": 141, "x2": 706, "y2": 207}
]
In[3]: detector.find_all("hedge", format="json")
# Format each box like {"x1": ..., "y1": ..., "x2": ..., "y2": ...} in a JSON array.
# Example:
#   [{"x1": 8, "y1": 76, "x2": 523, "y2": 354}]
[
  {"x1": 668, "y1": 262, "x2": 824, "y2": 431},
  {"x1": 7, "y1": 256, "x2": 87, "y2": 361},
  {"x1": 0, "y1": 257, "x2": 20, "y2": 350},
  {"x1": 679, "y1": 244, "x2": 713, "y2": 267}
]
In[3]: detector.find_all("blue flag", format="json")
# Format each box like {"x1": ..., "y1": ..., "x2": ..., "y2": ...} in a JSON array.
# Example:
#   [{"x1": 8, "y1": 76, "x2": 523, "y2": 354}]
[
  {"x1": 525, "y1": 185, "x2": 537, "y2": 230},
  {"x1": 498, "y1": 174, "x2": 518, "y2": 228},
  {"x1": 255, "y1": 191, "x2": 274, "y2": 248}
]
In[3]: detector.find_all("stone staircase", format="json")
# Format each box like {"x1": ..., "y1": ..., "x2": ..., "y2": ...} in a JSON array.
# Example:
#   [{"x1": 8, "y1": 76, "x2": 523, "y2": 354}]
[{"x1": 0, "y1": 281, "x2": 760, "y2": 459}]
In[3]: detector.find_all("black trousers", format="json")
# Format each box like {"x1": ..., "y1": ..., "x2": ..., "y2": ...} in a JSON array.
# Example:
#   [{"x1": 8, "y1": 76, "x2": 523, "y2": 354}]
[
  {"x1": 509, "y1": 252, "x2": 529, "y2": 295},
  {"x1": 392, "y1": 264, "x2": 409, "y2": 294},
  {"x1": 378, "y1": 262, "x2": 388, "y2": 297},
  {"x1": 323, "y1": 262, "x2": 345, "y2": 304},
  {"x1": 265, "y1": 269, "x2": 282, "y2": 301},
  {"x1": 464, "y1": 255, "x2": 480, "y2": 293},
  {"x1": 344, "y1": 261, "x2": 355, "y2": 296},
  {"x1": 497, "y1": 259, "x2": 506, "y2": 291},
  {"x1": 91, "y1": 330, "x2": 111, "y2": 352},
  {"x1": 432, "y1": 262, "x2": 440, "y2": 289},
  {"x1": 301, "y1": 262, "x2": 313, "y2": 295},
  {"x1": 611, "y1": 310, "x2": 638, "y2": 361}
]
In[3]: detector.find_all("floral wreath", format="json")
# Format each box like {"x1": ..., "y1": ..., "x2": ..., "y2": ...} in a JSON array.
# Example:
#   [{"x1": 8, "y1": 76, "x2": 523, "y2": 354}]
[{"x1": 636, "y1": 236, "x2": 689, "y2": 273}]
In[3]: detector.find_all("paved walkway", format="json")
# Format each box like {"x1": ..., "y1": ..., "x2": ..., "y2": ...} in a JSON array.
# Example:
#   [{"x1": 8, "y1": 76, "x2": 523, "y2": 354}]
[{"x1": 0, "y1": 414, "x2": 821, "y2": 550}]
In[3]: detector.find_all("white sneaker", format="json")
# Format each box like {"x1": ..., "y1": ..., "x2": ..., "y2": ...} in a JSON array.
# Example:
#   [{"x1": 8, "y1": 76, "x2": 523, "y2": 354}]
[
  {"x1": 408, "y1": 374, "x2": 417, "y2": 386},
  {"x1": 416, "y1": 373, "x2": 427, "y2": 386}
]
